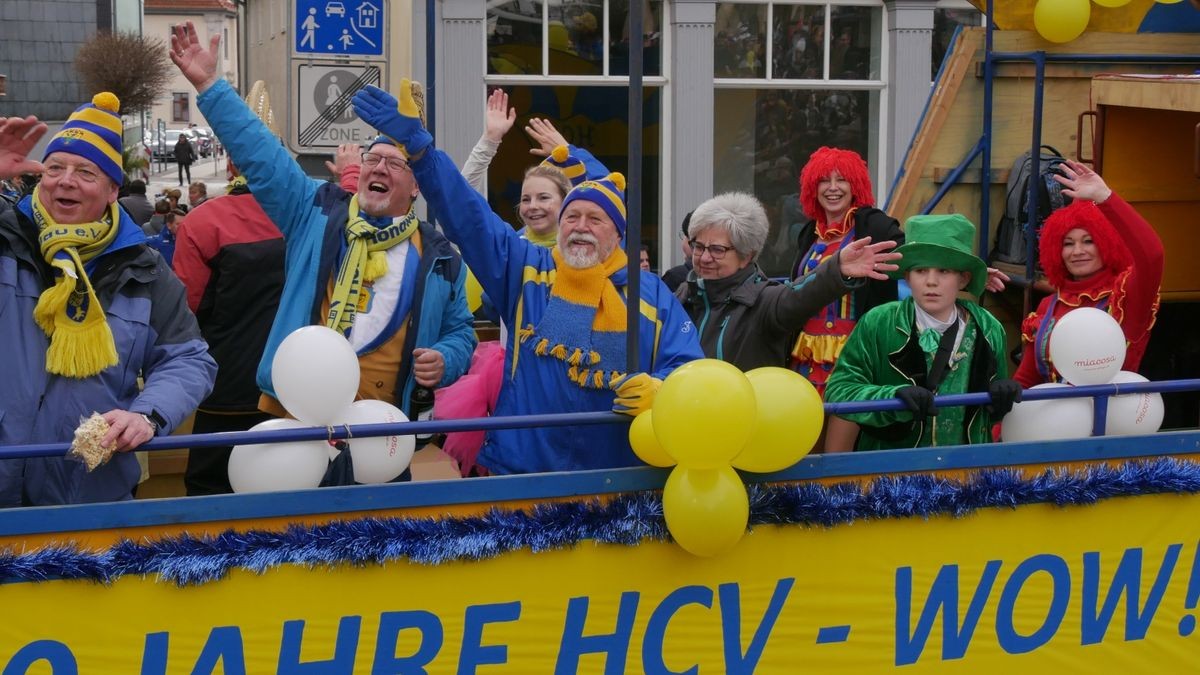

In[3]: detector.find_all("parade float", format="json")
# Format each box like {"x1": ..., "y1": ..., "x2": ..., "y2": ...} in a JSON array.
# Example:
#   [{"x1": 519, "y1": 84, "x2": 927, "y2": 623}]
[{"x1": 3, "y1": 0, "x2": 1200, "y2": 672}]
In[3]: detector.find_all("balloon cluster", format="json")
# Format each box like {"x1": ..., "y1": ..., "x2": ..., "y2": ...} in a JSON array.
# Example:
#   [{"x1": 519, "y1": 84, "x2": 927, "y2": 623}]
[
  {"x1": 1001, "y1": 307, "x2": 1163, "y2": 442},
  {"x1": 228, "y1": 326, "x2": 415, "y2": 493},
  {"x1": 629, "y1": 360, "x2": 824, "y2": 557},
  {"x1": 1033, "y1": 0, "x2": 1179, "y2": 44}
]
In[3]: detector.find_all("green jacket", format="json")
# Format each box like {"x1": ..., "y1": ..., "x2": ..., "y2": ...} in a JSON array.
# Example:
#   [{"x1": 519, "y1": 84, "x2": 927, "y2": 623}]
[{"x1": 824, "y1": 297, "x2": 1008, "y2": 450}]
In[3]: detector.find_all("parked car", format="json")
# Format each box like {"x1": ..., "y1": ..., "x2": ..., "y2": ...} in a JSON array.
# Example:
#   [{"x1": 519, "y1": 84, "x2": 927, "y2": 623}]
[
  {"x1": 149, "y1": 129, "x2": 190, "y2": 161},
  {"x1": 188, "y1": 127, "x2": 214, "y2": 157}
]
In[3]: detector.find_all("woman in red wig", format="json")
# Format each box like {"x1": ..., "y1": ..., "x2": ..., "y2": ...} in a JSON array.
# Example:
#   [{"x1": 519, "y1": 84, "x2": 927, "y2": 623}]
[
  {"x1": 1014, "y1": 159, "x2": 1163, "y2": 387},
  {"x1": 788, "y1": 147, "x2": 904, "y2": 451}
]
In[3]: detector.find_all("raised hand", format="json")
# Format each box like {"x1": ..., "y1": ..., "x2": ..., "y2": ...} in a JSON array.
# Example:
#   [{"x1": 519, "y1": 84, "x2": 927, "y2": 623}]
[
  {"x1": 324, "y1": 143, "x2": 362, "y2": 179},
  {"x1": 352, "y1": 82, "x2": 432, "y2": 158},
  {"x1": 525, "y1": 118, "x2": 568, "y2": 157},
  {"x1": 838, "y1": 236, "x2": 901, "y2": 280},
  {"x1": 984, "y1": 266, "x2": 1010, "y2": 293},
  {"x1": 484, "y1": 88, "x2": 516, "y2": 143},
  {"x1": 0, "y1": 116, "x2": 48, "y2": 179},
  {"x1": 1053, "y1": 159, "x2": 1112, "y2": 204},
  {"x1": 169, "y1": 21, "x2": 222, "y2": 92}
]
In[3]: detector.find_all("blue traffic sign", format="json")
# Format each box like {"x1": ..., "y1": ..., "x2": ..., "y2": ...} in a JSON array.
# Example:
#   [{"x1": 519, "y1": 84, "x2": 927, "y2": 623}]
[{"x1": 295, "y1": 0, "x2": 385, "y2": 57}]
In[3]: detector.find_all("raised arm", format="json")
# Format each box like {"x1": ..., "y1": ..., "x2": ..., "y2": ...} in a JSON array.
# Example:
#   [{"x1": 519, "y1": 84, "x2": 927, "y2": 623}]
[{"x1": 462, "y1": 88, "x2": 517, "y2": 192}]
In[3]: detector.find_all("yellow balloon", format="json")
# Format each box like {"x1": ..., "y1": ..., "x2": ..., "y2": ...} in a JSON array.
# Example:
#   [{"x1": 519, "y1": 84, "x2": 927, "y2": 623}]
[
  {"x1": 1091, "y1": 0, "x2": 1131, "y2": 7},
  {"x1": 1154, "y1": 0, "x2": 1183, "y2": 4},
  {"x1": 733, "y1": 367, "x2": 824, "y2": 473},
  {"x1": 1033, "y1": 0, "x2": 1091, "y2": 43},
  {"x1": 629, "y1": 411, "x2": 675, "y2": 467},
  {"x1": 652, "y1": 359, "x2": 756, "y2": 469},
  {"x1": 662, "y1": 465, "x2": 749, "y2": 557},
  {"x1": 465, "y1": 268, "x2": 483, "y2": 314}
]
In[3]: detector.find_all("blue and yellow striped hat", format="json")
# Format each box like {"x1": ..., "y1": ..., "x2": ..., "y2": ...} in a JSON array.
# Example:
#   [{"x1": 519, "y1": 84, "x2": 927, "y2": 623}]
[
  {"x1": 541, "y1": 145, "x2": 587, "y2": 187},
  {"x1": 43, "y1": 92, "x2": 124, "y2": 186},
  {"x1": 559, "y1": 172, "x2": 627, "y2": 238}
]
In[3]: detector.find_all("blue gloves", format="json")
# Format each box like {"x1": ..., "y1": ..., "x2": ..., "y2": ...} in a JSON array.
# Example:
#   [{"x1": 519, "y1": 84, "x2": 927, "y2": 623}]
[
  {"x1": 612, "y1": 372, "x2": 662, "y2": 417},
  {"x1": 351, "y1": 80, "x2": 432, "y2": 158}
]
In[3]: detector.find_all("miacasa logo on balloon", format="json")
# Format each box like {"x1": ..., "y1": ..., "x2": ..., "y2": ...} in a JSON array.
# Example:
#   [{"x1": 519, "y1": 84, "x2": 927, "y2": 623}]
[{"x1": 1074, "y1": 355, "x2": 1118, "y2": 369}]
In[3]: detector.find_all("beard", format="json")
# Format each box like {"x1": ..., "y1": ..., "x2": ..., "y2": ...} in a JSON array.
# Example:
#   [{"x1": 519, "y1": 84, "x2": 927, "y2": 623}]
[{"x1": 559, "y1": 233, "x2": 606, "y2": 269}]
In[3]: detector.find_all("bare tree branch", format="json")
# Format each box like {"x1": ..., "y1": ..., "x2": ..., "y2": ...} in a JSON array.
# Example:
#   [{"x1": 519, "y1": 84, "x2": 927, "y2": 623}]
[{"x1": 74, "y1": 31, "x2": 173, "y2": 116}]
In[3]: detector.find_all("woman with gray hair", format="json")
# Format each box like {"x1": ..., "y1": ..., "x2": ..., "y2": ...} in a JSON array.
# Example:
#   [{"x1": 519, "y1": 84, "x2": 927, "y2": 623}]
[{"x1": 675, "y1": 191, "x2": 900, "y2": 371}]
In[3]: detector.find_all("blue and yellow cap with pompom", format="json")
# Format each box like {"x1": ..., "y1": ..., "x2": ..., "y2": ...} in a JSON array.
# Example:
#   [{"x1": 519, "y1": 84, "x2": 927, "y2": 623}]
[
  {"x1": 559, "y1": 171, "x2": 627, "y2": 238},
  {"x1": 540, "y1": 145, "x2": 587, "y2": 187},
  {"x1": 43, "y1": 92, "x2": 124, "y2": 186}
]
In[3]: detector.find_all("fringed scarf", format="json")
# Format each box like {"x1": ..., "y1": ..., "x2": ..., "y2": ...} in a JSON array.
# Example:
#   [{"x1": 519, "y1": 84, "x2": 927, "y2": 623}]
[
  {"x1": 326, "y1": 195, "x2": 418, "y2": 336},
  {"x1": 815, "y1": 206, "x2": 857, "y2": 240},
  {"x1": 519, "y1": 247, "x2": 629, "y2": 389},
  {"x1": 30, "y1": 186, "x2": 120, "y2": 378},
  {"x1": 523, "y1": 227, "x2": 558, "y2": 248}
]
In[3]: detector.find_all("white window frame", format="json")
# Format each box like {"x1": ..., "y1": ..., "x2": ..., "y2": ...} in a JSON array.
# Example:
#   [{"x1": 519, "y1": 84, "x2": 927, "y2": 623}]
[{"x1": 711, "y1": 0, "x2": 889, "y2": 203}]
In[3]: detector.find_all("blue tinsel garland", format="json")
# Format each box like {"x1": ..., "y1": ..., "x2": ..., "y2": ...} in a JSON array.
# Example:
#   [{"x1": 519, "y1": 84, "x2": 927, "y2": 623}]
[{"x1": 3, "y1": 457, "x2": 1199, "y2": 587}]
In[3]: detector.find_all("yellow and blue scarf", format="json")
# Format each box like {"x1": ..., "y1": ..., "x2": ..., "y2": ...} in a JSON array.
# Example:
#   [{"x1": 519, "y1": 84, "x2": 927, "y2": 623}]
[
  {"x1": 519, "y1": 247, "x2": 630, "y2": 389},
  {"x1": 326, "y1": 195, "x2": 419, "y2": 336},
  {"x1": 30, "y1": 186, "x2": 120, "y2": 378}
]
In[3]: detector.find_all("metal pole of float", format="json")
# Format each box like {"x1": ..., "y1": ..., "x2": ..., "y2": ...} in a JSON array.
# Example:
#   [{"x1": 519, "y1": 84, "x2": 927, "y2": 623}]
[
  {"x1": 979, "y1": 0, "x2": 995, "y2": 260},
  {"x1": 625, "y1": 0, "x2": 644, "y2": 373},
  {"x1": 425, "y1": 0, "x2": 438, "y2": 226},
  {"x1": 1023, "y1": 52, "x2": 1047, "y2": 318}
]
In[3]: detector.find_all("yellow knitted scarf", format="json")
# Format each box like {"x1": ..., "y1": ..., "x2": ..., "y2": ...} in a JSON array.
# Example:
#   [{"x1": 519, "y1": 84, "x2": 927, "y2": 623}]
[
  {"x1": 326, "y1": 194, "x2": 419, "y2": 336},
  {"x1": 30, "y1": 186, "x2": 121, "y2": 378}
]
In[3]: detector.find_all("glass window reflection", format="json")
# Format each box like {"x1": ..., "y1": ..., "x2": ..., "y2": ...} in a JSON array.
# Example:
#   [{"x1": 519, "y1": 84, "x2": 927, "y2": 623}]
[
  {"x1": 714, "y1": 4, "x2": 768, "y2": 78},
  {"x1": 771, "y1": 4, "x2": 825, "y2": 80},
  {"x1": 488, "y1": 0, "x2": 544, "y2": 75}
]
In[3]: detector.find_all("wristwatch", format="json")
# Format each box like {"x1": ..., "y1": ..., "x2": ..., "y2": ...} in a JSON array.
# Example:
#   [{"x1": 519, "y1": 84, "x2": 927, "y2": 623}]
[{"x1": 139, "y1": 413, "x2": 159, "y2": 435}]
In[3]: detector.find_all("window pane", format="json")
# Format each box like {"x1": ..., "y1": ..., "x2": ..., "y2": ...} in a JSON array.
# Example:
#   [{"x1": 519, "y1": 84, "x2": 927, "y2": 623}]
[
  {"x1": 714, "y1": 4, "x2": 767, "y2": 78},
  {"x1": 713, "y1": 88, "x2": 878, "y2": 277},
  {"x1": 551, "y1": 0, "x2": 605, "y2": 75},
  {"x1": 830, "y1": 5, "x2": 882, "y2": 80},
  {"x1": 609, "y1": 0, "x2": 663, "y2": 76},
  {"x1": 172, "y1": 93, "x2": 190, "y2": 123},
  {"x1": 483, "y1": 85, "x2": 662, "y2": 250},
  {"x1": 488, "y1": 0, "x2": 544, "y2": 75},
  {"x1": 933, "y1": 7, "x2": 982, "y2": 79},
  {"x1": 772, "y1": 4, "x2": 825, "y2": 80}
]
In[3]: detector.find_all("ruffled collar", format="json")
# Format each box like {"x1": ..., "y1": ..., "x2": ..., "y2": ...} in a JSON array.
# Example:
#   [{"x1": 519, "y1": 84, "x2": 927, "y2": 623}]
[{"x1": 1056, "y1": 268, "x2": 1116, "y2": 306}]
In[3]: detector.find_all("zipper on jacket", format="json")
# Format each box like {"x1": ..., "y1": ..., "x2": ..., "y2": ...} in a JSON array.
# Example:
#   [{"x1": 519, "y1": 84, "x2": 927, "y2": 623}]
[
  {"x1": 697, "y1": 290, "x2": 712, "y2": 336},
  {"x1": 716, "y1": 316, "x2": 731, "y2": 361}
]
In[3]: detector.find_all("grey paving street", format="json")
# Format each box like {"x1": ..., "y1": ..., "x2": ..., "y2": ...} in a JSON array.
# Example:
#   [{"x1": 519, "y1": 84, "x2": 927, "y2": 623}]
[{"x1": 145, "y1": 153, "x2": 229, "y2": 205}]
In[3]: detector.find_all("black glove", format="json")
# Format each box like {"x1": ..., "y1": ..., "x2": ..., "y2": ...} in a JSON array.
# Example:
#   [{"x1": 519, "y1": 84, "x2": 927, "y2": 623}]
[
  {"x1": 987, "y1": 378, "x2": 1023, "y2": 418},
  {"x1": 896, "y1": 386, "x2": 937, "y2": 419}
]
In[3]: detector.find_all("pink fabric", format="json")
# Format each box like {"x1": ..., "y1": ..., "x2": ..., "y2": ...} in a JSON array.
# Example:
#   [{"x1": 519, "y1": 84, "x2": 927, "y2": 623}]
[{"x1": 434, "y1": 341, "x2": 505, "y2": 476}]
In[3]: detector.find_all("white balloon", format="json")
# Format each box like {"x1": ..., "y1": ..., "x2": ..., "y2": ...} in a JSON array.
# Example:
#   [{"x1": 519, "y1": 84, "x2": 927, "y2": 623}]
[
  {"x1": 228, "y1": 418, "x2": 330, "y2": 493},
  {"x1": 271, "y1": 326, "x2": 360, "y2": 425},
  {"x1": 1001, "y1": 383, "x2": 1094, "y2": 442},
  {"x1": 336, "y1": 399, "x2": 416, "y2": 484},
  {"x1": 1103, "y1": 371, "x2": 1164, "y2": 436},
  {"x1": 1048, "y1": 307, "x2": 1126, "y2": 385}
]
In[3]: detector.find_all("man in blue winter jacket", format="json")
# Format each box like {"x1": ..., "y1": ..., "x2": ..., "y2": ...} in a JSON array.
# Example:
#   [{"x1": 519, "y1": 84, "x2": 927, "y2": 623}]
[
  {"x1": 0, "y1": 98, "x2": 217, "y2": 506},
  {"x1": 343, "y1": 79, "x2": 704, "y2": 474},
  {"x1": 171, "y1": 24, "x2": 476, "y2": 483}
]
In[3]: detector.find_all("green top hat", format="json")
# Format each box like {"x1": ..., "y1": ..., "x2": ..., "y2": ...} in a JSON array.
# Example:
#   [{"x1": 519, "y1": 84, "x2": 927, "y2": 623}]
[{"x1": 889, "y1": 213, "x2": 987, "y2": 298}]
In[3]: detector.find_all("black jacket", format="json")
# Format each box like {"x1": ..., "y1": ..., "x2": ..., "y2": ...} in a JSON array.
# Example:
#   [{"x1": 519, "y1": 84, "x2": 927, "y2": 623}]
[
  {"x1": 675, "y1": 256, "x2": 858, "y2": 371},
  {"x1": 790, "y1": 206, "x2": 903, "y2": 318}
]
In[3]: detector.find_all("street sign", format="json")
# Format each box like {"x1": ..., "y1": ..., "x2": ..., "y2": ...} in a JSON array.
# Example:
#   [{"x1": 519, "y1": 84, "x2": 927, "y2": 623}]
[
  {"x1": 294, "y1": 0, "x2": 385, "y2": 57},
  {"x1": 291, "y1": 63, "x2": 384, "y2": 151}
]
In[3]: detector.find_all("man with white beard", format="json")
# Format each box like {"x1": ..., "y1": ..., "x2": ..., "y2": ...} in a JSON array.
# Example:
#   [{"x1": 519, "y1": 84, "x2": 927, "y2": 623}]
[{"x1": 353, "y1": 81, "x2": 703, "y2": 475}]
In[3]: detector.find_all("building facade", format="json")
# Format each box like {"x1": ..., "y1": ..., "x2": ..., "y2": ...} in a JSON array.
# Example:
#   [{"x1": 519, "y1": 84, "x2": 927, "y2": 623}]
[{"x1": 144, "y1": 0, "x2": 241, "y2": 135}]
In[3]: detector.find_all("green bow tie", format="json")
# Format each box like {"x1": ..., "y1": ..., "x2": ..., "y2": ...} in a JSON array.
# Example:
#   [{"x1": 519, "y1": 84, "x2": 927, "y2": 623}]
[{"x1": 918, "y1": 328, "x2": 943, "y2": 355}]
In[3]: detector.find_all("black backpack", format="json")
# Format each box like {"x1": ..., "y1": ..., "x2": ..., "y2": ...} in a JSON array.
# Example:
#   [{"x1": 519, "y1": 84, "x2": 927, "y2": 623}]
[{"x1": 991, "y1": 145, "x2": 1072, "y2": 265}]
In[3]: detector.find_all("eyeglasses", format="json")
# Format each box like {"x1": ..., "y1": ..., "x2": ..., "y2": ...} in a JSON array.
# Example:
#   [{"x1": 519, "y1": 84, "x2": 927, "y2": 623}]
[
  {"x1": 43, "y1": 162, "x2": 102, "y2": 184},
  {"x1": 689, "y1": 239, "x2": 733, "y2": 259},
  {"x1": 361, "y1": 152, "x2": 410, "y2": 173}
]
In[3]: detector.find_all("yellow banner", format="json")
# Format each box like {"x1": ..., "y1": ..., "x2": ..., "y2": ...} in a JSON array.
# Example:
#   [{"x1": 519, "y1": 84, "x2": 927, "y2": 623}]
[{"x1": 2, "y1": 492, "x2": 1199, "y2": 672}]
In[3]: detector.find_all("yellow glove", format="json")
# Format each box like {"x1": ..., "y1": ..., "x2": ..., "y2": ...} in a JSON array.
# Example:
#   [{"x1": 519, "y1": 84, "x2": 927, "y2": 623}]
[{"x1": 612, "y1": 373, "x2": 662, "y2": 417}]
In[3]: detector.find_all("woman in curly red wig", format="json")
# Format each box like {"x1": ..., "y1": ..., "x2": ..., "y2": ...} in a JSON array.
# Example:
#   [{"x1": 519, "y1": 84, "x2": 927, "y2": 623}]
[
  {"x1": 787, "y1": 147, "x2": 903, "y2": 451},
  {"x1": 1014, "y1": 159, "x2": 1163, "y2": 387}
]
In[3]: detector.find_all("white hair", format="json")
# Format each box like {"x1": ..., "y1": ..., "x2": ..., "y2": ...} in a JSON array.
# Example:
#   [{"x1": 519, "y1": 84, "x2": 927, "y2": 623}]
[{"x1": 687, "y1": 191, "x2": 769, "y2": 259}]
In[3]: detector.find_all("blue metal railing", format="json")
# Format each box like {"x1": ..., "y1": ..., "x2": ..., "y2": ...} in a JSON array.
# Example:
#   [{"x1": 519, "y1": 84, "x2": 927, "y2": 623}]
[{"x1": 3, "y1": 379, "x2": 1198, "y2": 460}]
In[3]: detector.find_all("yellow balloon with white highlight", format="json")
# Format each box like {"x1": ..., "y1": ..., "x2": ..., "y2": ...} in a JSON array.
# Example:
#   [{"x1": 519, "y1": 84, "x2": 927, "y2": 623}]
[
  {"x1": 662, "y1": 465, "x2": 749, "y2": 557},
  {"x1": 1033, "y1": 0, "x2": 1091, "y2": 43},
  {"x1": 652, "y1": 359, "x2": 756, "y2": 469},
  {"x1": 733, "y1": 367, "x2": 824, "y2": 473}
]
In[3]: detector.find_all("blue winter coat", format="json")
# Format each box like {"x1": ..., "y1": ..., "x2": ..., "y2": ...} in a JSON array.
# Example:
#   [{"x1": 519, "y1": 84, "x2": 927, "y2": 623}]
[
  {"x1": 413, "y1": 147, "x2": 703, "y2": 474},
  {"x1": 0, "y1": 198, "x2": 217, "y2": 506},
  {"x1": 198, "y1": 80, "x2": 476, "y2": 415}
]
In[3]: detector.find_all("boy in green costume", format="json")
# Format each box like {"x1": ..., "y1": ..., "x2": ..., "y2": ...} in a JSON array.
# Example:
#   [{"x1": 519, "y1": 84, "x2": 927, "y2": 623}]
[{"x1": 824, "y1": 214, "x2": 1021, "y2": 450}]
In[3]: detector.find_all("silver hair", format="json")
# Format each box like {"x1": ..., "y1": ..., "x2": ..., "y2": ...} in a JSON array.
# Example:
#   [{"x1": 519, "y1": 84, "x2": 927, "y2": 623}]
[{"x1": 687, "y1": 191, "x2": 769, "y2": 260}]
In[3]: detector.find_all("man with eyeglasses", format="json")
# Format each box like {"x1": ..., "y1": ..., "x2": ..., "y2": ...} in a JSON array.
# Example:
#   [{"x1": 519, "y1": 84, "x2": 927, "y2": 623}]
[
  {"x1": 348, "y1": 80, "x2": 704, "y2": 475},
  {"x1": 0, "y1": 95, "x2": 217, "y2": 506},
  {"x1": 171, "y1": 24, "x2": 475, "y2": 485}
]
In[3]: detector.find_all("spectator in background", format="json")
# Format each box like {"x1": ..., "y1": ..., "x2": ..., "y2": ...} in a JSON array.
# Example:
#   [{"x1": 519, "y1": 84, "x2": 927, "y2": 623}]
[
  {"x1": 660, "y1": 211, "x2": 693, "y2": 292},
  {"x1": 146, "y1": 208, "x2": 185, "y2": 266},
  {"x1": 175, "y1": 133, "x2": 196, "y2": 186},
  {"x1": 188, "y1": 181, "x2": 208, "y2": 209},
  {"x1": 639, "y1": 244, "x2": 652, "y2": 272},
  {"x1": 118, "y1": 179, "x2": 153, "y2": 226},
  {"x1": 144, "y1": 198, "x2": 171, "y2": 236},
  {"x1": 164, "y1": 187, "x2": 188, "y2": 214},
  {"x1": 174, "y1": 160, "x2": 286, "y2": 496}
]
